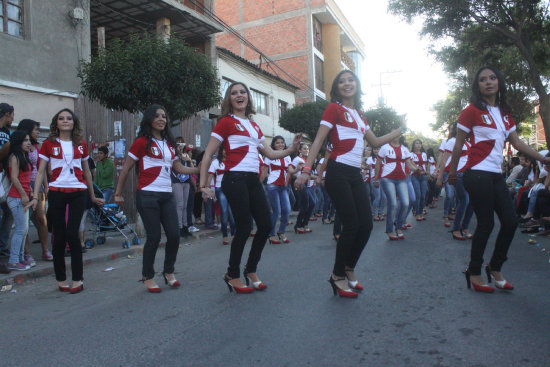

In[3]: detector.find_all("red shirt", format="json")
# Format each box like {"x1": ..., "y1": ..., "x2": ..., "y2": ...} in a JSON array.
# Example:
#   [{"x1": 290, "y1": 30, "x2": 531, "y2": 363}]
[
  {"x1": 128, "y1": 136, "x2": 176, "y2": 192},
  {"x1": 8, "y1": 163, "x2": 31, "y2": 198},
  {"x1": 39, "y1": 139, "x2": 89, "y2": 189},
  {"x1": 211, "y1": 115, "x2": 265, "y2": 173}
]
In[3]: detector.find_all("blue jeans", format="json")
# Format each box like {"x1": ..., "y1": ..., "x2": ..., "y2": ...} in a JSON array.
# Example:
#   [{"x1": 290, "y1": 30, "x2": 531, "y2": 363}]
[
  {"x1": 381, "y1": 178, "x2": 409, "y2": 233},
  {"x1": 397, "y1": 176, "x2": 415, "y2": 223},
  {"x1": 266, "y1": 184, "x2": 291, "y2": 236},
  {"x1": 411, "y1": 174, "x2": 428, "y2": 215},
  {"x1": 296, "y1": 186, "x2": 316, "y2": 228},
  {"x1": 0, "y1": 202, "x2": 12, "y2": 252},
  {"x1": 7, "y1": 197, "x2": 29, "y2": 264},
  {"x1": 321, "y1": 185, "x2": 335, "y2": 220},
  {"x1": 452, "y1": 173, "x2": 470, "y2": 231},
  {"x1": 443, "y1": 172, "x2": 456, "y2": 217},
  {"x1": 101, "y1": 187, "x2": 114, "y2": 204},
  {"x1": 204, "y1": 197, "x2": 213, "y2": 226},
  {"x1": 287, "y1": 186, "x2": 296, "y2": 209},
  {"x1": 186, "y1": 184, "x2": 195, "y2": 227},
  {"x1": 371, "y1": 184, "x2": 386, "y2": 216},
  {"x1": 314, "y1": 186, "x2": 323, "y2": 213},
  {"x1": 215, "y1": 187, "x2": 235, "y2": 237}
]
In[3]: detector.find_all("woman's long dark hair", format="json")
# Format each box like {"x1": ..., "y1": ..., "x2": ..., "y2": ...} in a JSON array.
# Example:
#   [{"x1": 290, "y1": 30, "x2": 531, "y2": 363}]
[
  {"x1": 138, "y1": 104, "x2": 176, "y2": 152},
  {"x1": 9, "y1": 130, "x2": 30, "y2": 171},
  {"x1": 426, "y1": 148, "x2": 435, "y2": 160},
  {"x1": 412, "y1": 139, "x2": 424, "y2": 153},
  {"x1": 48, "y1": 109, "x2": 83, "y2": 146},
  {"x1": 470, "y1": 66, "x2": 511, "y2": 113},
  {"x1": 330, "y1": 70, "x2": 363, "y2": 111},
  {"x1": 17, "y1": 119, "x2": 40, "y2": 145}
]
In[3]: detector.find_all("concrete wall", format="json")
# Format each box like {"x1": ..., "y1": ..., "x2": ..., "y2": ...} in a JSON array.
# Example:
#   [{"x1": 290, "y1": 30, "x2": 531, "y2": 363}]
[
  {"x1": 217, "y1": 55, "x2": 296, "y2": 143},
  {"x1": 0, "y1": 0, "x2": 90, "y2": 128}
]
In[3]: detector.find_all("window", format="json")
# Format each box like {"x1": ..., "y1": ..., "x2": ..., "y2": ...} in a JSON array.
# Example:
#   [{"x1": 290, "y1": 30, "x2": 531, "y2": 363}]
[
  {"x1": 278, "y1": 100, "x2": 288, "y2": 118},
  {"x1": 314, "y1": 56, "x2": 324, "y2": 92},
  {"x1": 1, "y1": 0, "x2": 24, "y2": 37},
  {"x1": 250, "y1": 89, "x2": 268, "y2": 115},
  {"x1": 221, "y1": 77, "x2": 234, "y2": 96},
  {"x1": 313, "y1": 16, "x2": 322, "y2": 52}
]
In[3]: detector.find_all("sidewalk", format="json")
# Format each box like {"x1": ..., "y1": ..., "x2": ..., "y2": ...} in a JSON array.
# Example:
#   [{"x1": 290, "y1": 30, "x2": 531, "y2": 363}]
[{"x1": 0, "y1": 222, "x2": 222, "y2": 287}]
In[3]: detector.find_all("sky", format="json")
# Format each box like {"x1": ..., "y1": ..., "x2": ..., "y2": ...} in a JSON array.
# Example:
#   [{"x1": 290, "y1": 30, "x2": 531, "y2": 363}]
[{"x1": 335, "y1": 0, "x2": 451, "y2": 138}]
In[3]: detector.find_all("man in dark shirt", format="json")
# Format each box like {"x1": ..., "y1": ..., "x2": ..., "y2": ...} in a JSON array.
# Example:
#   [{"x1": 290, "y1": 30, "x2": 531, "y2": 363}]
[{"x1": 0, "y1": 103, "x2": 14, "y2": 272}]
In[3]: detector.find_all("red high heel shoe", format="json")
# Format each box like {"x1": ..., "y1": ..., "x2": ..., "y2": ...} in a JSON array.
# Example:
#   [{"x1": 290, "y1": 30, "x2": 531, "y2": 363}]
[
  {"x1": 268, "y1": 237, "x2": 281, "y2": 244},
  {"x1": 464, "y1": 269, "x2": 494, "y2": 293},
  {"x1": 162, "y1": 272, "x2": 181, "y2": 288},
  {"x1": 70, "y1": 282, "x2": 84, "y2": 294},
  {"x1": 58, "y1": 283, "x2": 70, "y2": 292},
  {"x1": 294, "y1": 226, "x2": 307, "y2": 234},
  {"x1": 277, "y1": 233, "x2": 290, "y2": 243},
  {"x1": 141, "y1": 278, "x2": 162, "y2": 293},
  {"x1": 328, "y1": 277, "x2": 358, "y2": 298},
  {"x1": 304, "y1": 227, "x2": 313, "y2": 233},
  {"x1": 244, "y1": 270, "x2": 268, "y2": 290},
  {"x1": 485, "y1": 266, "x2": 514, "y2": 290},
  {"x1": 223, "y1": 274, "x2": 254, "y2": 294},
  {"x1": 345, "y1": 269, "x2": 363, "y2": 291},
  {"x1": 387, "y1": 232, "x2": 399, "y2": 241}
]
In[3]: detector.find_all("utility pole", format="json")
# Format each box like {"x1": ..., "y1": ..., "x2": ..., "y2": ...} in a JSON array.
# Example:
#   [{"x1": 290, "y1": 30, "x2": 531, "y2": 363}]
[{"x1": 372, "y1": 70, "x2": 401, "y2": 106}]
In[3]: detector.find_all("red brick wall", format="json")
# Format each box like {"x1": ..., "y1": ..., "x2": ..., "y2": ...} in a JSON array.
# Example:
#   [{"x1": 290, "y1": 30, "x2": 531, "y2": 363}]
[
  {"x1": 270, "y1": 55, "x2": 309, "y2": 89},
  {"x1": 243, "y1": 16, "x2": 307, "y2": 58},
  {"x1": 217, "y1": 33, "x2": 242, "y2": 55},
  {"x1": 241, "y1": 0, "x2": 306, "y2": 22},
  {"x1": 215, "y1": 0, "x2": 240, "y2": 25}
]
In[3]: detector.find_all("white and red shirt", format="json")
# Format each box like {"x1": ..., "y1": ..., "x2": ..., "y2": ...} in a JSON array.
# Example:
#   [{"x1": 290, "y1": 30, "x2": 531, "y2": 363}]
[
  {"x1": 428, "y1": 156, "x2": 436, "y2": 175},
  {"x1": 365, "y1": 156, "x2": 376, "y2": 182},
  {"x1": 411, "y1": 152, "x2": 427, "y2": 175},
  {"x1": 208, "y1": 158, "x2": 226, "y2": 188},
  {"x1": 438, "y1": 140, "x2": 446, "y2": 153},
  {"x1": 264, "y1": 156, "x2": 291, "y2": 186},
  {"x1": 128, "y1": 136, "x2": 176, "y2": 192},
  {"x1": 444, "y1": 137, "x2": 471, "y2": 173},
  {"x1": 211, "y1": 115, "x2": 265, "y2": 173},
  {"x1": 378, "y1": 143, "x2": 411, "y2": 179},
  {"x1": 320, "y1": 103, "x2": 369, "y2": 168},
  {"x1": 39, "y1": 138, "x2": 89, "y2": 189},
  {"x1": 290, "y1": 155, "x2": 313, "y2": 187},
  {"x1": 458, "y1": 104, "x2": 516, "y2": 173}
]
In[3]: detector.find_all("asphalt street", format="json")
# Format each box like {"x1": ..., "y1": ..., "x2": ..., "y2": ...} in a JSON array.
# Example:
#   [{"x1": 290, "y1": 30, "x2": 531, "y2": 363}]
[{"x1": 1, "y1": 205, "x2": 550, "y2": 367}]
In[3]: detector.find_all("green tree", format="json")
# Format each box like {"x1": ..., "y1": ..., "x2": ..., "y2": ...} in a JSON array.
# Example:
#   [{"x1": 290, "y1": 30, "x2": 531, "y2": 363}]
[
  {"x1": 78, "y1": 33, "x2": 220, "y2": 121},
  {"x1": 364, "y1": 106, "x2": 403, "y2": 137},
  {"x1": 389, "y1": 0, "x2": 550, "y2": 144},
  {"x1": 278, "y1": 100, "x2": 329, "y2": 139}
]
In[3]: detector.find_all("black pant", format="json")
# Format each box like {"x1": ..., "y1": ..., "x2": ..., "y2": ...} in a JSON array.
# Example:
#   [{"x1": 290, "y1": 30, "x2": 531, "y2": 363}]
[
  {"x1": 48, "y1": 190, "x2": 87, "y2": 281},
  {"x1": 325, "y1": 160, "x2": 373, "y2": 277},
  {"x1": 222, "y1": 171, "x2": 271, "y2": 278},
  {"x1": 463, "y1": 170, "x2": 518, "y2": 274},
  {"x1": 136, "y1": 190, "x2": 180, "y2": 279},
  {"x1": 296, "y1": 187, "x2": 315, "y2": 228}
]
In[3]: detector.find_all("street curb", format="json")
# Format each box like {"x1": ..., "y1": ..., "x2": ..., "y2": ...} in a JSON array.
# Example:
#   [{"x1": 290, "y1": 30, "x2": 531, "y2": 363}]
[{"x1": 0, "y1": 246, "x2": 143, "y2": 287}]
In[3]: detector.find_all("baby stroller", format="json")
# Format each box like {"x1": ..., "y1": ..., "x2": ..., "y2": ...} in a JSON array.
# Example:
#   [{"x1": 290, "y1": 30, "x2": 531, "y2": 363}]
[{"x1": 84, "y1": 185, "x2": 141, "y2": 249}]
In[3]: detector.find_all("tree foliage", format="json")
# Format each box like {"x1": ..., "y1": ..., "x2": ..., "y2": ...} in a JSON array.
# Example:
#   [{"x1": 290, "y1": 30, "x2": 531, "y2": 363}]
[
  {"x1": 78, "y1": 34, "x2": 220, "y2": 121},
  {"x1": 278, "y1": 100, "x2": 329, "y2": 139},
  {"x1": 364, "y1": 106, "x2": 403, "y2": 137},
  {"x1": 389, "y1": 0, "x2": 550, "y2": 144}
]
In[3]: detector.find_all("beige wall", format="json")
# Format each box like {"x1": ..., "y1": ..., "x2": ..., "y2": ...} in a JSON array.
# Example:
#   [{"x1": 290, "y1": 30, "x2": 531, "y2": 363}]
[{"x1": 0, "y1": 86, "x2": 75, "y2": 129}]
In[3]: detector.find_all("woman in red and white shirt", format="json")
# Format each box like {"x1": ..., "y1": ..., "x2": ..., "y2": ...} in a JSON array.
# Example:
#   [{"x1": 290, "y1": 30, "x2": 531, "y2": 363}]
[
  {"x1": 289, "y1": 143, "x2": 317, "y2": 234},
  {"x1": 449, "y1": 66, "x2": 550, "y2": 293},
  {"x1": 410, "y1": 139, "x2": 429, "y2": 221},
  {"x1": 374, "y1": 137, "x2": 419, "y2": 239},
  {"x1": 264, "y1": 136, "x2": 292, "y2": 244},
  {"x1": 199, "y1": 82, "x2": 301, "y2": 294},
  {"x1": 295, "y1": 70, "x2": 404, "y2": 298},
  {"x1": 114, "y1": 104, "x2": 199, "y2": 292},
  {"x1": 32, "y1": 109, "x2": 103, "y2": 293}
]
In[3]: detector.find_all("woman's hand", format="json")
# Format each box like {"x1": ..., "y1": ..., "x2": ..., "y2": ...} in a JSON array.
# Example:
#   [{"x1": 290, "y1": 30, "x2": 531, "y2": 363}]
[
  {"x1": 92, "y1": 197, "x2": 105, "y2": 207},
  {"x1": 21, "y1": 194, "x2": 30, "y2": 207},
  {"x1": 114, "y1": 194, "x2": 124, "y2": 206},
  {"x1": 373, "y1": 179, "x2": 380, "y2": 188},
  {"x1": 294, "y1": 173, "x2": 309, "y2": 190},
  {"x1": 290, "y1": 133, "x2": 303, "y2": 152},
  {"x1": 201, "y1": 187, "x2": 214, "y2": 200}
]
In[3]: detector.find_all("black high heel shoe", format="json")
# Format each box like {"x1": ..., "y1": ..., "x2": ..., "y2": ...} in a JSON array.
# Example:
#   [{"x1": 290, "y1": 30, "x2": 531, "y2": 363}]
[
  {"x1": 162, "y1": 272, "x2": 181, "y2": 288},
  {"x1": 328, "y1": 276, "x2": 357, "y2": 298},
  {"x1": 223, "y1": 274, "x2": 254, "y2": 294},
  {"x1": 463, "y1": 268, "x2": 494, "y2": 293},
  {"x1": 485, "y1": 265, "x2": 514, "y2": 290}
]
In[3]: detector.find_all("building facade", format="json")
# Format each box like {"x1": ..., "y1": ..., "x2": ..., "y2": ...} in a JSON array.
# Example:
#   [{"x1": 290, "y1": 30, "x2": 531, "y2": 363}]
[{"x1": 215, "y1": 0, "x2": 365, "y2": 104}]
